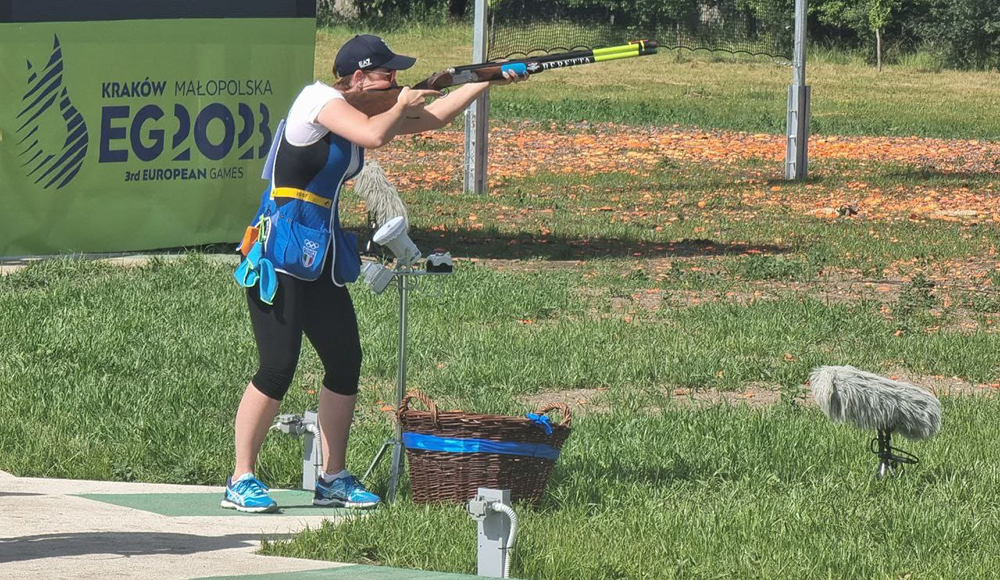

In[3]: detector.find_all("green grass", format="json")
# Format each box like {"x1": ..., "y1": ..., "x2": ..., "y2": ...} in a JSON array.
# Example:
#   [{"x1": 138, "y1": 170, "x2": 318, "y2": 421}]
[
  {"x1": 3, "y1": 151, "x2": 999, "y2": 484},
  {"x1": 2, "y1": 250, "x2": 999, "y2": 483},
  {"x1": 4, "y1": 197, "x2": 1000, "y2": 579},
  {"x1": 3, "y1": 24, "x2": 1000, "y2": 579},
  {"x1": 262, "y1": 397, "x2": 1000, "y2": 579},
  {"x1": 315, "y1": 25, "x2": 1000, "y2": 139},
  {"x1": 382, "y1": 159, "x2": 1000, "y2": 277},
  {"x1": 4, "y1": 152, "x2": 999, "y2": 580}
]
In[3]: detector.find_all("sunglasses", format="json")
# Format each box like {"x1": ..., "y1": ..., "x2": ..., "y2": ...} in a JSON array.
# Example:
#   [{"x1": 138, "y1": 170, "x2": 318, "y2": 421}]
[{"x1": 365, "y1": 68, "x2": 396, "y2": 78}]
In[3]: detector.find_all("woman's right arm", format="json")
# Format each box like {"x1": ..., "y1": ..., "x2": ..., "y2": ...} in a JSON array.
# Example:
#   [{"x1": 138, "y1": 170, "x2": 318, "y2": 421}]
[{"x1": 316, "y1": 87, "x2": 439, "y2": 149}]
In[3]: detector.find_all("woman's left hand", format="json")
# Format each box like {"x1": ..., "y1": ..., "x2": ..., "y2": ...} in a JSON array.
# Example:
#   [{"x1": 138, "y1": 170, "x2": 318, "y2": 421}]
[{"x1": 490, "y1": 68, "x2": 529, "y2": 86}]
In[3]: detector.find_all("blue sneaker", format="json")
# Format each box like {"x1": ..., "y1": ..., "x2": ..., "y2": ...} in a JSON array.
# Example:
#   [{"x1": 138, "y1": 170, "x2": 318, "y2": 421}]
[
  {"x1": 314, "y1": 473, "x2": 381, "y2": 508},
  {"x1": 221, "y1": 473, "x2": 278, "y2": 513}
]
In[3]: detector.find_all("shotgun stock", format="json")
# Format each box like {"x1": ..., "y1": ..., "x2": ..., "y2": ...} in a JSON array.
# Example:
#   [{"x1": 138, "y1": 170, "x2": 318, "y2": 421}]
[{"x1": 343, "y1": 88, "x2": 403, "y2": 117}]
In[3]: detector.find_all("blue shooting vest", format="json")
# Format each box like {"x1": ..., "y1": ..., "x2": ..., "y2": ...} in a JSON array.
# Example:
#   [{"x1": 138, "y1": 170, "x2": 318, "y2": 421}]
[{"x1": 243, "y1": 120, "x2": 364, "y2": 287}]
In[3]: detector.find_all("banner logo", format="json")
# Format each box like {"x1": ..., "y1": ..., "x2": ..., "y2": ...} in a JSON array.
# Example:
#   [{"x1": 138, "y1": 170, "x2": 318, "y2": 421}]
[{"x1": 16, "y1": 35, "x2": 89, "y2": 190}]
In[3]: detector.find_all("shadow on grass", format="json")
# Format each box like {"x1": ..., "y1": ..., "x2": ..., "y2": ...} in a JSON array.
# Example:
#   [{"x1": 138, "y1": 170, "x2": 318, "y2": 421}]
[
  {"x1": 763, "y1": 175, "x2": 828, "y2": 187},
  {"x1": 0, "y1": 531, "x2": 295, "y2": 563},
  {"x1": 761, "y1": 167, "x2": 999, "y2": 188},
  {"x1": 876, "y1": 168, "x2": 999, "y2": 184},
  {"x1": 405, "y1": 230, "x2": 789, "y2": 261},
  {"x1": 542, "y1": 456, "x2": 732, "y2": 507},
  {"x1": 1, "y1": 231, "x2": 789, "y2": 267}
]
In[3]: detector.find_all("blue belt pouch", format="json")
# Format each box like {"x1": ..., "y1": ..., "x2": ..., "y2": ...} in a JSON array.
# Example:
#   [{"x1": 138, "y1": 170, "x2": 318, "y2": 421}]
[{"x1": 269, "y1": 212, "x2": 330, "y2": 281}]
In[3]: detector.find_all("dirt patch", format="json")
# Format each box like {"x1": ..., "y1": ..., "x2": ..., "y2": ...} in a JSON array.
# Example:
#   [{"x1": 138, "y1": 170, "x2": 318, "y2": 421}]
[
  {"x1": 668, "y1": 383, "x2": 806, "y2": 408},
  {"x1": 518, "y1": 383, "x2": 809, "y2": 414},
  {"x1": 519, "y1": 388, "x2": 611, "y2": 416},
  {"x1": 463, "y1": 258, "x2": 585, "y2": 273},
  {"x1": 568, "y1": 263, "x2": 1000, "y2": 332},
  {"x1": 883, "y1": 369, "x2": 999, "y2": 398},
  {"x1": 517, "y1": 374, "x2": 998, "y2": 416},
  {"x1": 376, "y1": 124, "x2": 1000, "y2": 222}
]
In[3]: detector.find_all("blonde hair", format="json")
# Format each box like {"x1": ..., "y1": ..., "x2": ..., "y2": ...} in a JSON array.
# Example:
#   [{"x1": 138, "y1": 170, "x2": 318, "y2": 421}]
[{"x1": 333, "y1": 76, "x2": 353, "y2": 91}]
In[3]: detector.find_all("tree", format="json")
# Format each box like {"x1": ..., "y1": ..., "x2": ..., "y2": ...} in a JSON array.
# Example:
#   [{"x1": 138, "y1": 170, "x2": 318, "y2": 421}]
[
  {"x1": 813, "y1": 0, "x2": 869, "y2": 37},
  {"x1": 921, "y1": 0, "x2": 1000, "y2": 70},
  {"x1": 869, "y1": 0, "x2": 899, "y2": 71},
  {"x1": 813, "y1": 0, "x2": 905, "y2": 70}
]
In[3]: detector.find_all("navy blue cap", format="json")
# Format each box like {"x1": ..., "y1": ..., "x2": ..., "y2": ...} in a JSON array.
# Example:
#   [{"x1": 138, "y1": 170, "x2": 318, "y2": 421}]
[{"x1": 334, "y1": 34, "x2": 416, "y2": 77}]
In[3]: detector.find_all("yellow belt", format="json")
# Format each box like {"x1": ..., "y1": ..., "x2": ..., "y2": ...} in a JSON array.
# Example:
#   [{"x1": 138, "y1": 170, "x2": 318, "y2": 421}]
[{"x1": 270, "y1": 187, "x2": 333, "y2": 209}]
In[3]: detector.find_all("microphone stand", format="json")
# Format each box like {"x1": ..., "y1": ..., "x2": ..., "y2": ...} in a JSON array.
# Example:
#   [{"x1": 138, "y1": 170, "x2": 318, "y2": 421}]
[
  {"x1": 361, "y1": 264, "x2": 451, "y2": 502},
  {"x1": 871, "y1": 428, "x2": 919, "y2": 478}
]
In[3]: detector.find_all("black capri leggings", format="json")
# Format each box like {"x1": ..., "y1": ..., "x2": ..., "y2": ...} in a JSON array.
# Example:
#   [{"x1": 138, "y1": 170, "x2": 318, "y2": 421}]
[{"x1": 246, "y1": 253, "x2": 362, "y2": 401}]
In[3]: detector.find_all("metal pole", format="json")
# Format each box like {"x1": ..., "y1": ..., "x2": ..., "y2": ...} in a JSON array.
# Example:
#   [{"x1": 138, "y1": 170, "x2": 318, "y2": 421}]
[
  {"x1": 785, "y1": 0, "x2": 810, "y2": 180},
  {"x1": 385, "y1": 272, "x2": 409, "y2": 502},
  {"x1": 793, "y1": 0, "x2": 807, "y2": 87},
  {"x1": 463, "y1": 0, "x2": 489, "y2": 194}
]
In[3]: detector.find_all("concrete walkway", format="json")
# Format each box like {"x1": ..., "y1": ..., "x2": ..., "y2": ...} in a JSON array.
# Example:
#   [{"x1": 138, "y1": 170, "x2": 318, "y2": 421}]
[{"x1": 0, "y1": 470, "x2": 350, "y2": 580}]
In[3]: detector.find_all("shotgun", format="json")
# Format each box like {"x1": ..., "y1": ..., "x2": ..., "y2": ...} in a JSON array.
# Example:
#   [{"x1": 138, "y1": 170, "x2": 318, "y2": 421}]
[{"x1": 343, "y1": 40, "x2": 658, "y2": 116}]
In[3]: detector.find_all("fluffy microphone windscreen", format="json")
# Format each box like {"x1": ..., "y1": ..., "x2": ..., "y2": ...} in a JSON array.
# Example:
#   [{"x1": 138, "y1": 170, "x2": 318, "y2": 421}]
[
  {"x1": 352, "y1": 159, "x2": 409, "y2": 230},
  {"x1": 810, "y1": 365, "x2": 941, "y2": 440}
]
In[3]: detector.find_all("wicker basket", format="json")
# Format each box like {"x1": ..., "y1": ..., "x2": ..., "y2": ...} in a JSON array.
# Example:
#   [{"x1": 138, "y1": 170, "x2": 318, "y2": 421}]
[{"x1": 397, "y1": 390, "x2": 572, "y2": 505}]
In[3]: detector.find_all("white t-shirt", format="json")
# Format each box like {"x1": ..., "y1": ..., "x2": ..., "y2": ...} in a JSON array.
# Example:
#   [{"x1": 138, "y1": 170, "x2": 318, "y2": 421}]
[{"x1": 283, "y1": 81, "x2": 345, "y2": 147}]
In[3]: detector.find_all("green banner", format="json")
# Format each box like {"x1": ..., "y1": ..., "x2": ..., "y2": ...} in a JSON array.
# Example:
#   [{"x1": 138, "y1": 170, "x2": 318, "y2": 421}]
[{"x1": 0, "y1": 17, "x2": 315, "y2": 257}]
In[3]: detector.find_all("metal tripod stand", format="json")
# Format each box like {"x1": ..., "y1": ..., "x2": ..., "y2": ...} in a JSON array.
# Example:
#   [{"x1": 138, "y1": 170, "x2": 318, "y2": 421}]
[
  {"x1": 362, "y1": 267, "x2": 450, "y2": 502},
  {"x1": 871, "y1": 428, "x2": 919, "y2": 478}
]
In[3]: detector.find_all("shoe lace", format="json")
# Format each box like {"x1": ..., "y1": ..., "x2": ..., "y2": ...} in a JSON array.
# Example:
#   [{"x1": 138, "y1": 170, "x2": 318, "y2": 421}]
[
  {"x1": 238, "y1": 476, "x2": 270, "y2": 498},
  {"x1": 342, "y1": 476, "x2": 373, "y2": 498}
]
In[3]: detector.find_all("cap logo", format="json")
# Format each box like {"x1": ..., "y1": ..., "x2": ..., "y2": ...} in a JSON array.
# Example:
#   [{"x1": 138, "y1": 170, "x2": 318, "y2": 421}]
[{"x1": 358, "y1": 58, "x2": 372, "y2": 68}]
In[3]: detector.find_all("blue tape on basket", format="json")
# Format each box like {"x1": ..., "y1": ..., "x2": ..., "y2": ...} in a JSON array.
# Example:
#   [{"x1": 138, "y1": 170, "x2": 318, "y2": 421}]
[
  {"x1": 402, "y1": 432, "x2": 561, "y2": 461},
  {"x1": 525, "y1": 413, "x2": 554, "y2": 435}
]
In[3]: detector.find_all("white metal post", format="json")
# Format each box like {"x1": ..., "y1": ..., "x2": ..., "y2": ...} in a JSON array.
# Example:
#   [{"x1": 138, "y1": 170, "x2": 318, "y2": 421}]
[
  {"x1": 785, "y1": 0, "x2": 810, "y2": 180},
  {"x1": 464, "y1": 0, "x2": 489, "y2": 194},
  {"x1": 470, "y1": 488, "x2": 512, "y2": 577},
  {"x1": 301, "y1": 410, "x2": 322, "y2": 491}
]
